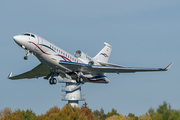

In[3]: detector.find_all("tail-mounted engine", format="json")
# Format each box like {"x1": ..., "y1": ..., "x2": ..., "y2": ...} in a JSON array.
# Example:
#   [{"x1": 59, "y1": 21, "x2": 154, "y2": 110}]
[{"x1": 75, "y1": 50, "x2": 94, "y2": 64}]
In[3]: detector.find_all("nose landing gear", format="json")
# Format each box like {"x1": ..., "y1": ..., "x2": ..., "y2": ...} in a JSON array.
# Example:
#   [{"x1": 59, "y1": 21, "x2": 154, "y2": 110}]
[{"x1": 24, "y1": 50, "x2": 29, "y2": 60}]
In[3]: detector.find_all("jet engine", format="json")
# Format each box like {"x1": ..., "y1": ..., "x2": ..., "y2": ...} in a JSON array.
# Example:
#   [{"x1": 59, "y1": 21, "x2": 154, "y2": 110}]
[
  {"x1": 75, "y1": 50, "x2": 93, "y2": 64},
  {"x1": 88, "y1": 61, "x2": 94, "y2": 65}
]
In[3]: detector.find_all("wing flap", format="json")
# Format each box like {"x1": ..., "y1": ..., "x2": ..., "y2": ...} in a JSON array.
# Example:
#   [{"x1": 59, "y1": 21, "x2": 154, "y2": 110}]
[
  {"x1": 59, "y1": 61, "x2": 93, "y2": 73},
  {"x1": 97, "y1": 61, "x2": 124, "y2": 67},
  {"x1": 9, "y1": 63, "x2": 50, "y2": 80}
]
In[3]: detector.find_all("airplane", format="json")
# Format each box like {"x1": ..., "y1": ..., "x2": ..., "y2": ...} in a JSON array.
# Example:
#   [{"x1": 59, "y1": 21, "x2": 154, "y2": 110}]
[{"x1": 8, "y1": 33, "x2": 173, "y2": 85}]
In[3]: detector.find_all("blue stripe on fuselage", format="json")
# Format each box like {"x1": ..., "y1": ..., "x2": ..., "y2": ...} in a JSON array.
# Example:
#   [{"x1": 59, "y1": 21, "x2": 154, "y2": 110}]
[{"x1": 38, "y1": 44, "x2": 55, "y2": 52}]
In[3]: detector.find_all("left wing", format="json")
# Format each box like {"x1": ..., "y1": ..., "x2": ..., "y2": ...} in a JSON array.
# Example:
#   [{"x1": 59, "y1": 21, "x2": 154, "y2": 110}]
[
  {"x1": 8, "y1": 63, "x2": 50, "y2": 80},
  {"x1": 59, "y1": 61, "x2": 172, "y2": 74}
]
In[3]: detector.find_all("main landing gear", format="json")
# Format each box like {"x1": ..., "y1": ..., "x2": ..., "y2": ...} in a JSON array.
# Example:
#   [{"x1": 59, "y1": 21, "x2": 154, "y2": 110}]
[
  {"x1": 49, "y1": 73, "x2": 57, "y2": 85},
  {"x1": 49, "y1": 78, "x2": 57, "y2": 85},
  {"x1": 76, "y1": 72, "x2": 84, "y2": 83}
]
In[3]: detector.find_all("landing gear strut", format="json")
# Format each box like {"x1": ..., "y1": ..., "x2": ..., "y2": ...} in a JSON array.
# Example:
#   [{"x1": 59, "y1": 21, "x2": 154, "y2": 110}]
[
  {"x1": 24, "y1": 50, "x2": 29, "y2": 60},
  {"x1": 49, "y1": 72, "x2": 57, "y2": 85}
]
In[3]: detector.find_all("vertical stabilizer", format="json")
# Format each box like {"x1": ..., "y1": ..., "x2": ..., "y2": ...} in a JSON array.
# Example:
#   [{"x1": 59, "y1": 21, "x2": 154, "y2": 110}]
[{"x1": 94, "y1": 42, "x2": 112, "y2": 63}]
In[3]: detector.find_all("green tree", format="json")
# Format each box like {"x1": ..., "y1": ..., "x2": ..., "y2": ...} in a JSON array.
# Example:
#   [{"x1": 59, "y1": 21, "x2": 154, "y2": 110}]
[
  {"x1": 106, "y1": 108, "x2": 119, "y2": 118},
  {"x1": 106, "y1": 114, "x2": 126, "y2": 120},
  {"x1": 35, "y1": 104, "x2": 97, "y2": 120},
  {"x1": 93, "y1": 109, "x2": 100, "y2": 117},
  {"x1": 35, "y1": 106, "x2": 61, "y2": 120},
  {"x1": 148, "y1": 107, "x2": 155, "y2": 119},
  {"x1": 0, "y1": 107, "x2": 12, "y2": 119},
  {"x1": 83, "y1": 102, "x2": 88, "y2": 108},
  {"x1": 127, "y1": 113, "x2": 138, "y2": 120},
  {"x1": 0, "y1": 107, "x2": 36, "y2": 120},
  {"x1": 139, "y1": 113, "x2": 152, "y2": 120},
  {"x1": 79, "y1": 106, "x2": 96, "y2": 120},
  {"x1": 99, "y1": 108, "x2": 106, "y2": 120},
  {"x1": 168, "y1": 110, "x2": 180, "y2": 120},
  {"x1": 14, "y1": 109, "x2": 36, "y2": 120},
  {"x1": 156, "y1": 101, "x2": 172, "y2": 120},
  {"x1": 93, "y1": 107, "x2": 105, "y2": 118}
]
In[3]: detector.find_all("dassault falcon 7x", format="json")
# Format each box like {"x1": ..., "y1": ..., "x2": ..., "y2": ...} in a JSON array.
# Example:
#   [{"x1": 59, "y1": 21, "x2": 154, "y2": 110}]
[{"x1": 8, "y1": 33, "x2": 172, "y2": 85}]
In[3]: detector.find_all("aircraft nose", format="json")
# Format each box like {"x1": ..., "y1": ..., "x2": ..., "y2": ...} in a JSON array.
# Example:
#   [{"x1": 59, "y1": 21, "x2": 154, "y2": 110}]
[
  {"x1": 13, "y1": 35, "x2": 22, "y2": 45},
  {"x1": 13, "y1": 35, "x2": 20, "y2": 42}
]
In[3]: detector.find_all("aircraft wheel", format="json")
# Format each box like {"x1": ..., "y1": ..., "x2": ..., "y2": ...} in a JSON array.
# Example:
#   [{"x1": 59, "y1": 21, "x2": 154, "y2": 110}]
[
  {"x1": 24, "y1": 56, "x2": 28, "y2": 60},
  {"x1": 76, "y1": 78, "x2": 79, "y2": 83},
  {"x1": 49, "y1": 78, "x2": 53, "y2": 85},
  {"x1": 53, "y1": 78, "x2": 57, "y2": 84},
  {"x1": 79, "y1": 77, "x2": 83, "y2": 83},
  {"x1": 76, "y1": 77, "x2": 83, "y2": 83}
]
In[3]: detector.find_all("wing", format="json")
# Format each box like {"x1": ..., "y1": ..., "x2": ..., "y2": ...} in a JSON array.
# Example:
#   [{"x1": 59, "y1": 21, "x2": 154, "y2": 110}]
[
  {"x1": 59, "y1": 61, "x2": 173, "y2": 74},
  {"x1": 8, "y1": 63, "x2": 50, "y2": 80}
]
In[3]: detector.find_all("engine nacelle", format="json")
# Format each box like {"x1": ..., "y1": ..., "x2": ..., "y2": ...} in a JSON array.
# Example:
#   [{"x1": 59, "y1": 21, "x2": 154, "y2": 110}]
[
  {"x1": 75, "y1": 50, "x2": 93, "y2": 64},
  {"x1": 88, "y1": 61, "x2": 94, "y2": 65}
]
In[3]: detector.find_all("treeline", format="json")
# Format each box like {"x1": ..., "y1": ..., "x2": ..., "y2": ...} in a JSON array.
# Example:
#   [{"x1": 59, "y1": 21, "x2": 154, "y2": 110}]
[{"x1": 0, "y1": 101, "x2": 180, "y2": 120}]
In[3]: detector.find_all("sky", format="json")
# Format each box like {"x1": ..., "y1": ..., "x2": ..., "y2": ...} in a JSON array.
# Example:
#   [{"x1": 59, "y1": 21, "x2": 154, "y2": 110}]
[{"x1": 0, "y1": 0, "x2": 180, "y2": 116}]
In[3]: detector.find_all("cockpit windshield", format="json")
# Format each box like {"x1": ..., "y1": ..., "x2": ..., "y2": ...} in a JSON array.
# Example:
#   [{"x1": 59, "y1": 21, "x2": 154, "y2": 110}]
[
  {"x1": 31, "y1": 34, "x2": 35, "y2": 38},
  {"x1": 23, "y1": 33, "x2": 36, "y2": 38},
  {"x1": 24, "y1": 33, "x2": 30, "y2": 36}
]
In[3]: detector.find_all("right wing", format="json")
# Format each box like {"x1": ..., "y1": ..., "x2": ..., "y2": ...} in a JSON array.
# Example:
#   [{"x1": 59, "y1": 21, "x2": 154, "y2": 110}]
[
  {"x1": 8, "y1": 63, "x2": 50, "y2": 80},
  {"x1": 59, "y1": 61, "x2": 172, "y2": 74}
]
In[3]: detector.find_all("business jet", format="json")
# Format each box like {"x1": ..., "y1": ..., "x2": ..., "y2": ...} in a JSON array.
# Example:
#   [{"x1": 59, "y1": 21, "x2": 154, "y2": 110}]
[{"x1": 8, "y1": 33, "x2": 172, "y2": 85}]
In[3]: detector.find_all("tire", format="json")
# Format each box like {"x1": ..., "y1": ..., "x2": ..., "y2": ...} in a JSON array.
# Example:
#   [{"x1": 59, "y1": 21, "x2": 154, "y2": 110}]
[
  {"x1": 49, "y1": 78, "x2": 53, "y2": 85},
  {"x1": 79, "y1": 77, "x2": 83, "y2": 83},
  {"x1": 76, "y1": 78, "x2": 79, "y2": 83},
  {"x1": 24, "y1": 56, "x2": 28, "y2": 60},
  {"x1": 53, "y1": 78, "x2": 57, "y2": 84}
]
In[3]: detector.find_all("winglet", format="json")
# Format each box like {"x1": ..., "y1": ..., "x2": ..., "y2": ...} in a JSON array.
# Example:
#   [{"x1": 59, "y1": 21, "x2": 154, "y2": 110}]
[
  {"x1": 165, "y1": 62, "x2": 173, "y2": 71},
  {"x1": 8, "y1": 72, "x2": 12, "y2": 79}
]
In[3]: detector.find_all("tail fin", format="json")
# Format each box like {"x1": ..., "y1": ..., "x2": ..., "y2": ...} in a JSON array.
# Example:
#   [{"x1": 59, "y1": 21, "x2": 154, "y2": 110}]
[{"x1": 94, "y1": 42, "x2": 112, "y2": 63}]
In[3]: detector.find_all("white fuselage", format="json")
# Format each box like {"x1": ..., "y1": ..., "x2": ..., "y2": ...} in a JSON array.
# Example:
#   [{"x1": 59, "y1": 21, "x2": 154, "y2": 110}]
[{"x1": 13, "y1": 33, "x2": 109, "y2": 83}]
